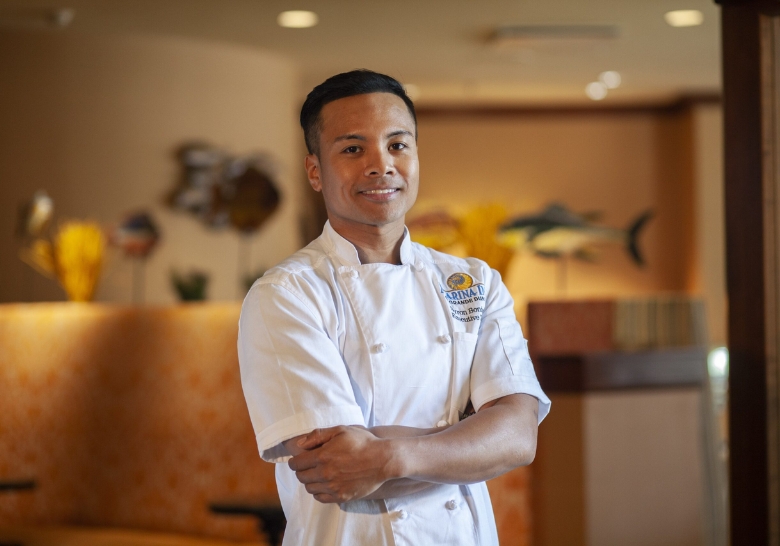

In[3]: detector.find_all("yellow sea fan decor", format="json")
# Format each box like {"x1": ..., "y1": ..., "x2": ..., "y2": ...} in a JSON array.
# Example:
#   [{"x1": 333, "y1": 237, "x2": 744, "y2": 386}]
[
  {"x1": 56, "y1": 222, "x2": 106, "y2": 301},
  {"x1": 21, "y1": 221, "x2": 106, "y2": 302},
  {"x1": 408, "y1": 203, "x2": 515, "y2": 277},
  {"x1": 458, "y1": 204, "x2": 514, "y2": 276}
]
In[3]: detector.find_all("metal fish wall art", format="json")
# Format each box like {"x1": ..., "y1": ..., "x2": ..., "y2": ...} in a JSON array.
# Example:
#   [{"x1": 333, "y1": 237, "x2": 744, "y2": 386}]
[{"x1": 500, "y1": 203, "x2": 653, "y2": 265}]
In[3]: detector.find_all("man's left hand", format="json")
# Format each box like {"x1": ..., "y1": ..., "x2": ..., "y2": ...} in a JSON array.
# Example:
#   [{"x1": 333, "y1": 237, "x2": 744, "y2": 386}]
[{"x1": 288, "y1": 425, "x2": 395, "y2": 504}]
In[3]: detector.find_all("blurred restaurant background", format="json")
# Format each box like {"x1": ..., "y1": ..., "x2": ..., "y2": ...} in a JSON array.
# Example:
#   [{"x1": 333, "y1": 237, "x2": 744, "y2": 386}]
[{"x1": 0, "y1": 0, "x2": 760, "y2": 545}]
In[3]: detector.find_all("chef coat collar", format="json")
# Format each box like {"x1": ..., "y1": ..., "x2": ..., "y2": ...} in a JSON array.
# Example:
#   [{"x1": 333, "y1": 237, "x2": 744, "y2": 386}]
[{"x1": 322, "y1": 220, "x2": 415, "y2": 267}]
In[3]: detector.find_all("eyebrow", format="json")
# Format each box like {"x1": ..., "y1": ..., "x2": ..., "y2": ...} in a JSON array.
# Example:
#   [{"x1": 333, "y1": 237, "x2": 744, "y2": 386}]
[
  {"x1": 333, "y1": 130, "x2": 415, "y2": 143},
  {"x1": 387, "y1": 130, "x2": 414, "y2": 139},
  {"x1": 334, "y1": 133, "x2": 366, "y2": 143}
]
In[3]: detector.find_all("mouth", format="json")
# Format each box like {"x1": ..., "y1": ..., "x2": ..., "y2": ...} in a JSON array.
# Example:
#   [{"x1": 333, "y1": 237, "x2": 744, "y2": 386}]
[
  {"x1": 361, "y1": 188, "x2": 399, "y2": 195},
  {"x1": 359, "y1": 187, "x2": 400, "y2": 201}
]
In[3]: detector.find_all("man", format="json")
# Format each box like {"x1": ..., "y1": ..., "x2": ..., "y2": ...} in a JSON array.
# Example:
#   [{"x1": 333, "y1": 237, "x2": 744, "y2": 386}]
[{"x1": 238, "y1": 70, "x2": 550, "y2": 545}]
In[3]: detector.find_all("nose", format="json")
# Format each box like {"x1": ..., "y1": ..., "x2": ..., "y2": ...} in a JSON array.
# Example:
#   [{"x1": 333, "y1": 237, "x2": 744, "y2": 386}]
[{"x1": 363, "y1": 147, "x2": 395, "y2": 178}]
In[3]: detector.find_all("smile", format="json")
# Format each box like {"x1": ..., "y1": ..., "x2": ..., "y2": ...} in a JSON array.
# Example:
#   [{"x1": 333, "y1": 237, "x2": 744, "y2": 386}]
[{"x1": 361, "y1": 188, "x2": 398, "y2": 195}]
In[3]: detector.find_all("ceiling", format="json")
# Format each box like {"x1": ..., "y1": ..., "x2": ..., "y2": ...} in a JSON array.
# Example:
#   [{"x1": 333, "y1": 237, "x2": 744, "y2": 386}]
[{"x1": 0, "y1": 0, "x2": 721, "y2": 106}]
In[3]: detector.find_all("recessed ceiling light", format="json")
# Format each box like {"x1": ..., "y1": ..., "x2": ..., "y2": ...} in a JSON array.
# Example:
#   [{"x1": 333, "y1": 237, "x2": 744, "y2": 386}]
[
  {"x1": 664, "y1": 10, "x2": 703, "y2": 27},
  {"x1": 586, "y1": 82, "x2": 608, "y2": 101},
  {"x1": 0, "y1": 7, "x2": 75, "y2": 28},
  {"x1": 51, "y1": 8, "x2": 75, "y2": 27},
  {"x1": 599, "y1": 71, "x2": 621, "y2": 89},
  {"x1": 277, "y1": 10, "x2": 319, "y2": 29}
]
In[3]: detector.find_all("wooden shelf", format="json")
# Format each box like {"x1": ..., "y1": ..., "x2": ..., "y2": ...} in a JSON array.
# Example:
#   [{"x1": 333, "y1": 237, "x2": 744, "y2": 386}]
[{"x1": 538, "y1": 347, "x2": 709, "y2": 393}]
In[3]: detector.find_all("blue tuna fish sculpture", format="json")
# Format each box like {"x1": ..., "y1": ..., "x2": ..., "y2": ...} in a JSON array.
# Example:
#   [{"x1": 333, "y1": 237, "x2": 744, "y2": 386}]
[{"x1": 500, "y1": 203, "x2": 653, "y2": 266}]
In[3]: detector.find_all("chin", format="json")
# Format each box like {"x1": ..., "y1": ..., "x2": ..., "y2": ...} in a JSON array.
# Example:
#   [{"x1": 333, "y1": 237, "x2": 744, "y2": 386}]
[{"x1": 360, "y1": 208, "x2": 407, "y2": 226}]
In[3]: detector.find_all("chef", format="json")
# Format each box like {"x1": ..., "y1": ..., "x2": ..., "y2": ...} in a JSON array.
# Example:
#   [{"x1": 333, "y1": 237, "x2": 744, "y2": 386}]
[{"x1": 238, "y1": 69, "x2": 550, "y2": 545}]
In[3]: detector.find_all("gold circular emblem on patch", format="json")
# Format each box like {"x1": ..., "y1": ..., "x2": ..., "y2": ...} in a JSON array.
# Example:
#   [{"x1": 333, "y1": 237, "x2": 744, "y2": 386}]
[{"x1": 447, "y1": 273, "x2": 473, "y2": 291}]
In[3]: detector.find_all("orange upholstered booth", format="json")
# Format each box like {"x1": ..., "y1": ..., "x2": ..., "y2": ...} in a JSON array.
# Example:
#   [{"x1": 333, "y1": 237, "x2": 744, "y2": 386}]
[{"x1": 0, "y1": 303, "x2": 533, "y2": 544}]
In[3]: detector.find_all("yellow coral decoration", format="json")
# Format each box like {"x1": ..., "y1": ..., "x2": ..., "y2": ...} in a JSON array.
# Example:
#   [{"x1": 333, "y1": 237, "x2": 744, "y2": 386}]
[
  {"x1": 408, "y1": 203, "x2": 515, "y2": 277},
  {"x1": 21, "y1": 221, "x2": 106, "y2": 302},
  {"x1": 458, "y1": 204, "x2": 514, "y2": 277}
]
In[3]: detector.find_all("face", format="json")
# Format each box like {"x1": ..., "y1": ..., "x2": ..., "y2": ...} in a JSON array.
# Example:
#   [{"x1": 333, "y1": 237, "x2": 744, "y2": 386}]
[{"x1": 305, "y1": 92, "x2": 419, "y2": 237}]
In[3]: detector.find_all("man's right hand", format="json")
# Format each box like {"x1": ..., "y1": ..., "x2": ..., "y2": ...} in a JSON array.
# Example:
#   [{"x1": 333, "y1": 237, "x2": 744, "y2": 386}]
[
  {"x1": 284, "y1": 425, "x2": 441, "y2": 503},
  {"x1": 286, "y1": 426, "x2": 396, "y2": 503}
]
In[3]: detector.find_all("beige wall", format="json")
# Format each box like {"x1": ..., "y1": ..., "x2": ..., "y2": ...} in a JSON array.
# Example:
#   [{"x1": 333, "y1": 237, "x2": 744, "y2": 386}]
[
  {"x1": 585, "y1": 389, "x2": 704, "y2": 546},
  {"x1": 415, "y1": 108, "x2": 702, "y2": 320},
  {"x1": 533, "y1": 390, "x2": 705, "y2": 546},
  {"x1": 0, "y1": 31, "x2": 300, "y2": 304}
]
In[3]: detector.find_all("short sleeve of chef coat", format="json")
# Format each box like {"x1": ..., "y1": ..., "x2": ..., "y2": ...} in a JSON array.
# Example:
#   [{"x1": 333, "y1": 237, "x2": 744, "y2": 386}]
[
  {"x1": 470, "y1": 268, "x2": 551, "y2": 423},
  {"x1": 238, "y1": 280, "x2": 365, "y2": 463}
]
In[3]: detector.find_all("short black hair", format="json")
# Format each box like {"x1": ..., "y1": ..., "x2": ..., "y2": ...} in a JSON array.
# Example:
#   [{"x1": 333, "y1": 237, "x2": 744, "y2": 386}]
[{"x1": 300, "y1": 69, "x2": 417, "y2": 155}]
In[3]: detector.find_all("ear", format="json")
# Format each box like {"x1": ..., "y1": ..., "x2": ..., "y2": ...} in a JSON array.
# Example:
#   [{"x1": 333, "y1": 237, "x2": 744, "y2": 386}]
[{"x1": 305, "y1": 154, "x2": 322, "y2": 192}]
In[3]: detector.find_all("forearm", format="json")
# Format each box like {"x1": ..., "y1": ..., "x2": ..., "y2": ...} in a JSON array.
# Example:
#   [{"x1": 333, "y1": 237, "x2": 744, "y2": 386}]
[
  {"x1": 285, "y1": 424, "x2": 440, "y2": 457},
  {"x1": 386, "y1": 393, "x2": 538, "y2": 485},
  {"x1": 286, "y1": 393, "x2": 538, "y2": 503},
  {"x1": 369, "y1": 424, "x2": 443, "y2": 439},
  {"x1": 363, "y1": 425, "x2": 443, "y2": 499},
  {"x1": 360, "y1": 477, "x2": 433, "y2": 499}
]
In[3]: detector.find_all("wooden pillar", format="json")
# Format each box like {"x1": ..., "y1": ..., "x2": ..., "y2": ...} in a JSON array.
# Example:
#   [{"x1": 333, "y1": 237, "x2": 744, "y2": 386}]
[{"x1": 718, "y1": 1, "x2": 780, "y2": 544}]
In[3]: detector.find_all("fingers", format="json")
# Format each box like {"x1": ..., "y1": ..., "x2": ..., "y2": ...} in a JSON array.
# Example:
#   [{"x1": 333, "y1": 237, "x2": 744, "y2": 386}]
[
  {"x1": 290, "y1": 460, "x2": 351, "y2": 502},
  {"x1": 293, "y1": 467, "x2": 323, "y2": 485},
  {"x1": 288, "y1": 450, "x2": 319, "y2": 472},
  {"x1": 287, "y1": 433, "x2": 333, "y2": 473},
  {"x1": 313, "y1": 493, "x2": 340, "y2": 504},
  {"x1": 304, "y1": 481, "x2": 350, "y2": 504},
  {"x1": 296, "y1": 435, "x2": 320, "y2": 450},
  {"x1": 286, "y1": 425, "x2": 384, "y2": 504},
  {"x1": 297, "y1": 426, "x2": 344, "y2": 450}
]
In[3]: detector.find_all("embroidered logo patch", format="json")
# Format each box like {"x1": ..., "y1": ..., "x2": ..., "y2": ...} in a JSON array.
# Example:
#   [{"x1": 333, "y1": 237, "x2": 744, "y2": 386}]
[
  {"x1": 440, "y1": 273, "x2": 485, "y2": 324},
  {"x1": 446, "y1": 273, "x2": 473, "y2": 291}
]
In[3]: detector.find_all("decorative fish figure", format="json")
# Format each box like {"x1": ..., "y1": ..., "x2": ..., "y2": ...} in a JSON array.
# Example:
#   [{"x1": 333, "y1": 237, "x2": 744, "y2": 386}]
[
  {"x1": 500, "y1": 203, "x2": 653, "y2": 265},
  {"x1": 168, "y1": 144, "x2": 281, "y2": 234},
  {"x1": 167, "y1": 142, "x2": 226, "y2": 225},
  {"x1": 222, "y1": 161, "x2": 280, "y2": 234}
]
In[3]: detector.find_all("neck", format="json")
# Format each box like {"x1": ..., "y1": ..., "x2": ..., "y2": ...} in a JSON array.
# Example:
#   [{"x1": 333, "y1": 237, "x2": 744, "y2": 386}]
[{"x1": 329, "y1": 218, "x2": 406, "y2": 264}]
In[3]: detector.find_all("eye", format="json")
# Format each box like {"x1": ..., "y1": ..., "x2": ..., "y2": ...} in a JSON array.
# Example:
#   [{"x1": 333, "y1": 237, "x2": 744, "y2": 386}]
[
  {"x1": 342, "y1": 145, "x2": 361, "y2": 154},
  {"x1": 389, "y1": 142, "x2": 408, "y2": 151}
]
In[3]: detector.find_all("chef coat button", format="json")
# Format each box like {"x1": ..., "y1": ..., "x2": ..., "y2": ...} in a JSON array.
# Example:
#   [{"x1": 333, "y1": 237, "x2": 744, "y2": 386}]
[
  {"x1": 347, "y1": 269, "x2": 358, "y2": 279},
  {"x1": 372, "y1": 343, "x2": 388, "y2": 353},
  {"x1": 436, "y1": 420, "x2": 449, "y2": 427},
  {"x1": 413, "y1": 262, "x2": 424, "y2": 271},
  {"x1": 396, "y1": 509, "x2": 408, "y2": 520},
  {"x1": 438, "y1": 334, "x2": 452, "y2": 344},
  {"x1": 445, "y1": 500, "x2": 458, "y2": 511}
]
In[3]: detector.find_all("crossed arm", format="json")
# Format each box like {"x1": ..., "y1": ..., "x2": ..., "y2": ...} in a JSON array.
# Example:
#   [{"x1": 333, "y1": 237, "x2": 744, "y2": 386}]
[{"x1": 283, "y1": 392, "x2": 539, "y2": 504}]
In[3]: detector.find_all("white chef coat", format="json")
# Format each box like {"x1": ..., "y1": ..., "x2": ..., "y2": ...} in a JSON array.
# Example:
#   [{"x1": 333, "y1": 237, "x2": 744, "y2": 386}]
[{"x1": 238, "y1": 221, "x2": 550, "y2": 546}]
